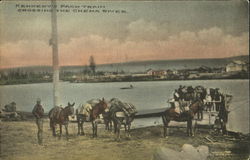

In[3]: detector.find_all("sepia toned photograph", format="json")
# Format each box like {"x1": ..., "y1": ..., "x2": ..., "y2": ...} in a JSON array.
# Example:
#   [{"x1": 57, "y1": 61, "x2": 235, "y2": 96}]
[{"x1": 0, "y1": 0, "x2": 249, "y2": 160}]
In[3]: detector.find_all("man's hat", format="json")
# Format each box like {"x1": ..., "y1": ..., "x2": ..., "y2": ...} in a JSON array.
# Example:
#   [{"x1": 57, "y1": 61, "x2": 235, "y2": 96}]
[{"x1": 37, "y1": 98, "x2": 41, "y2": 102}]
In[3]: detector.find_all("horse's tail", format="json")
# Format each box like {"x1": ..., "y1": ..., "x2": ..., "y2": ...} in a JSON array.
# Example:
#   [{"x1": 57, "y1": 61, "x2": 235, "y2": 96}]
[{"x1": 48, "y1": 108, "x2": 53, "y2": 119}]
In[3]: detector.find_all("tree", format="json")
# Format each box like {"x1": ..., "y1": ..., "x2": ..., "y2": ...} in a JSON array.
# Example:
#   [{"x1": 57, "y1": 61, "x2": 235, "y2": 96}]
[{"x1": 89, "y1": 55, "x2": 96, "y2": 75}]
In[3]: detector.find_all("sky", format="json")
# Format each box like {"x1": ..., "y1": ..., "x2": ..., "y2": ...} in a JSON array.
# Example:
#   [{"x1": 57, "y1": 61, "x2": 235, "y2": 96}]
[{"x1": 0, "y1": 0, "x2": 249, "y2": 68}]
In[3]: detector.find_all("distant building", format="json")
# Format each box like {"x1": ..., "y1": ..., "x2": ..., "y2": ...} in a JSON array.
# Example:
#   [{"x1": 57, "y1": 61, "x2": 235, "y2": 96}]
[
  {"x1": 226, "y1": 60, "x2": 248, "y2": 72},
  {"x1": 43, "y1": 75, "x2": 50, "y2": 80},
  {"x1": 166, "y1": 69, "x2": 174, "y2": 75},
  {"x1": 198, "y1": 66, "x2": 212, "y2": 73},
  {"x1": 72, "y1": 75, "x2": 77, "y2": 79},
  {"x1": 147, "y1": 69, "x2": 167, "y2": 76},
  {"x1": 146, "y1": 69, "x2": 153, "y2": 75}
]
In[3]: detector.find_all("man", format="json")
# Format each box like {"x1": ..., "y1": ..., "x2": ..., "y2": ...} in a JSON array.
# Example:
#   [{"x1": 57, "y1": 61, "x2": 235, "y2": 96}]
[
  {"x1": 214, "y1": 88, "x2": 221, "y2": 111},
  {"x1": 32, "y1": 98, "x2": 44, "y2": 145}
]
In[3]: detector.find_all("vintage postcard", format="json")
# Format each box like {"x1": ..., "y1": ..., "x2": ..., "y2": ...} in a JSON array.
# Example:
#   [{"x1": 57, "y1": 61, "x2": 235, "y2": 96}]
[{"x1": 0, "y1": 0, "x2": 249, "y2": 160}]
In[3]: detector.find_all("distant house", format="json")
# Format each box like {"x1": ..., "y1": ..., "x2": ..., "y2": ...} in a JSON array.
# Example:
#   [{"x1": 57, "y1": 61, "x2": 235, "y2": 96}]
[
  {"x1": 72, "y1": 75, "x2": 77, "y2": 79},
  {"x1": 43, "y1": 75, "x2": 50, "y2": 80},
  {"x1": 198, "y1": 66, "x2": 212, "y2": 73},
  {"x1": 226, "y1": 60, "x2": 248, "y2": 72},
  {"x1": 146, "y1": 69, "x2": 153, "y2": 75},
  {"x1": 146, "y1": 69, "x2": 167, "y2": 78},
  {"x1": 166, "y1": 69, "x2": 174, "y2": 75}
]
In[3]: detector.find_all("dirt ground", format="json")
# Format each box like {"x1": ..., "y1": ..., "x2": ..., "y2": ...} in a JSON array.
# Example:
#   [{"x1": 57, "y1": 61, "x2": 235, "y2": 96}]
[{"x1": 0, "y1": 120, "x2": 249, "y2": 160}]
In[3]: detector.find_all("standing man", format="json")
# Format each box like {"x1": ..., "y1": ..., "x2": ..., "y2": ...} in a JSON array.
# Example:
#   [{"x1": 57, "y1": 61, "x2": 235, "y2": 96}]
[{"x1": 32, "y1": 98, "x2": 44, "y2": 145}]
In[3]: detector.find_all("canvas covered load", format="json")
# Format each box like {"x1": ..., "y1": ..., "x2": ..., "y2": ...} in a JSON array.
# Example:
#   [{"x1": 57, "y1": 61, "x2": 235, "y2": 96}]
[
  {"x1": 76, "y1": 99, "x2": 101, "y2": 115},
  {"x1": 76, "y1": 103, "x2": 92, "y2": 115},
  {"x1": 109, "y1": 98, "x2": 137, "y2": 116},
  {"x1": 86, "y1": 99, "x2": 101, "y2": 107}
]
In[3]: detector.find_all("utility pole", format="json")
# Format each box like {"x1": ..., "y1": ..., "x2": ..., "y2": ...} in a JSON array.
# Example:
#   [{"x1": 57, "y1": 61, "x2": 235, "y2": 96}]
[{"x1": 50, "y1": 0, "x2": 59, "y2": 107}]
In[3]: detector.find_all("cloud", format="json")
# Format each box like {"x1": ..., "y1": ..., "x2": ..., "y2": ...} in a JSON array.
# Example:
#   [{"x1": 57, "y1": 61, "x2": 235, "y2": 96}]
[
  {"x1": 0, "y1": 21, "x2": 248, "y2": 68},
  {"x1": 0, "y1": 40, "x2": 51, "y2": 68}
]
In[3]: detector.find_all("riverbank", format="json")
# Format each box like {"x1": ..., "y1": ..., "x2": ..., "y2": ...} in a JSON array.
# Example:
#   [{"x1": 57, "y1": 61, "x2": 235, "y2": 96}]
[
  {"x1": 1, "y1": 121, "x2": 249, "y2": 160},
  {"x1": 1, "y1": 73, "x2": 248, "y2": 85}
]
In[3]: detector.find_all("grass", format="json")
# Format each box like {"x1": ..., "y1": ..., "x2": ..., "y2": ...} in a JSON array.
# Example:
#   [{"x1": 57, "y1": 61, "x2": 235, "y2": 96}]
[{"x1": 0, "y1": 120, "x2": 249, "y2": 160}]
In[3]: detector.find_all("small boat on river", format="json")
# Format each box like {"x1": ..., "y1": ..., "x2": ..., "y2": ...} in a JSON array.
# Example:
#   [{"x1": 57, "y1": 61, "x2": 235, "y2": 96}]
[{"x1": 120, "y1": 85, "x2": 134, "y2": 89}]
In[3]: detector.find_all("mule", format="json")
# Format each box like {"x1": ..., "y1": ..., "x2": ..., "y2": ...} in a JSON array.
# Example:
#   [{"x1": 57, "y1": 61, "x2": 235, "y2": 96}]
[
  {"x1": 162, "y1": 100, "x2": 203, "y2": 137},
  {"x1": 109, "y1": 98, "x2": 137, "y2": 141},
  {"x1": 90, "y1": 98, "x2": 108, "y2": 137},
  {"x1": 76, "y1": 98, "x2": 108, "y2": 137},
  {"x1": 76, "y1": 103, "x2": 92, "y2": 135},
  {"x1": 48, "y1": 102, "x2": 75, "y2": 138},
  {"x1": 102, "y1": 110, "x2": 113, "y2": 131}
]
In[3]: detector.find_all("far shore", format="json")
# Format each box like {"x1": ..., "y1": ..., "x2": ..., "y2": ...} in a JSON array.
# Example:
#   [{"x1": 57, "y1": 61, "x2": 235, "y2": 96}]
[{"x1": 0, "y1": 75, "x2": 249, "y2": 86}]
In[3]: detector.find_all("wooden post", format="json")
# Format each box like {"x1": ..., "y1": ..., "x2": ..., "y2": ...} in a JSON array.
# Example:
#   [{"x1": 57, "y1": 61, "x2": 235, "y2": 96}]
[{"x1": 51, "y1": 0, "x2": 59, "y2": 107}]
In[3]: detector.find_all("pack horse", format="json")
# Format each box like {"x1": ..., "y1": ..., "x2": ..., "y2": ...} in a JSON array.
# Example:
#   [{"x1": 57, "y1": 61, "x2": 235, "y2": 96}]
[{"x1": 48, "y1": 102, "x2": 75, "y2": 138}]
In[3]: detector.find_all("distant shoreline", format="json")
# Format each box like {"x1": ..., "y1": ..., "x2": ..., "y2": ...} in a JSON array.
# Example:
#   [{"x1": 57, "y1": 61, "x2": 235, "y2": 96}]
[{"x1": 0, "y1": 76, "x2": 249, "y2": 86}]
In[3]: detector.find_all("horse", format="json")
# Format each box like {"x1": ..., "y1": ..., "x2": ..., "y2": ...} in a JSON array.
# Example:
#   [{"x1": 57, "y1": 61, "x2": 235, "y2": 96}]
[
  {"x1": 109, "y1": 98, "x2": 137, "y2": 141},
  {"x1": 162, "y1": 100, "x2": 204, "y2": 137},
  {"x1": 76, "y1": 98, "x2": 108, "y2": 137},
  {"x1": 102, "y1": 109, "x2": 113, "y2": 131},
  {"x1": 90, "y1": 98, "x2": 108, "y2": 137},
  {"x1": 48, "y1": 102, "x2": 75, "y2": 138},
  {"x1": 76, "y1": 103, "x2": 92, "y2": 135}
]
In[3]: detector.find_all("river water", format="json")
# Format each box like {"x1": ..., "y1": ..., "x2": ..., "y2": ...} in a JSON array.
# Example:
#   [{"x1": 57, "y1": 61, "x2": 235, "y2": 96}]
[{"x1": 0, "y1": 79, "x2": 249, "y2": 134}]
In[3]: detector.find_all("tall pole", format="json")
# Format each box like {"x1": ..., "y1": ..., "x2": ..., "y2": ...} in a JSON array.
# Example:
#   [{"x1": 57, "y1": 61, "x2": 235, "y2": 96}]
[{"x1": 51, "y1": 0, "x2": 59, "y2": 107}]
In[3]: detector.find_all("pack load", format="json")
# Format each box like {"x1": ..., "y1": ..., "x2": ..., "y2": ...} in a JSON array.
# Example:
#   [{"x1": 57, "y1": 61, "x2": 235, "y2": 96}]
[
  {"x1": 122, "y1": 102, "x2": 137, "y2": 116},
  {"x1": 76, "y1": 103, "x2": 92, "y2": 115},
  {"x1": 86, "y1": 99, "x2": 100, "y2": 107},
  {"x1": 110, "y1": 98, "x2": 137, "y2": 116},
  {"x1": 3, "y1": 102, "x2": 16, "y2": 112},
  {"x1": 49, "y1": 106, "x2": 63, "y2": 119}
]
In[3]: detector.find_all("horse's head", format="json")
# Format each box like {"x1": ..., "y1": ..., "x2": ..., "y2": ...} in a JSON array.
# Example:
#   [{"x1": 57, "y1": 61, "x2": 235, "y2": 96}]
[
  {"x1": 65, "y1": 102, "x2": 75, "y2": 115},
  {"x1": 98, "y1": 98, "x2": 108, "y2": 111}
]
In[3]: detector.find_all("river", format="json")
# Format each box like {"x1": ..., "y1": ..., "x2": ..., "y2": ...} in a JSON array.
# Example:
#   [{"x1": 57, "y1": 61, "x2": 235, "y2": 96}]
[{"x1": 0, "y1": 79, "x2": 249, "y2": 134}]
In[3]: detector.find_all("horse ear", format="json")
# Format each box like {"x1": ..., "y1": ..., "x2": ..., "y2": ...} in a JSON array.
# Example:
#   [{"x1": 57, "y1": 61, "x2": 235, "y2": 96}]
[
  {"x1": 102, "y1": 97, "x2": 105, "y2": 101},
  {"x1": 72, "y1": 102, "x2": 75, "y2": 106},
  {"x1": 68, "y1": 102, "x2": 70, "y2": 106}
]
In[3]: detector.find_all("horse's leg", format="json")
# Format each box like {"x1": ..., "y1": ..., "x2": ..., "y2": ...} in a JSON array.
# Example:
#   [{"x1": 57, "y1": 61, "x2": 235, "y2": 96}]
[
  {"x1": 110, "y1": 120, "x2": 113, "y2": 131},
  {"x1": 201, "y1": 110, "x2": 203, "y2": 120},
  {"x1": 187, "y1": 120, "x2": 190, "y2": 136},
  {"x1": 124, "y1": 124, "x2": 127, "y2": 132},
  {"x1": 81, "y1": 121, "x2": 85, "y2": 135},
  {"x1": 59, "y1": 124, "x2": 62, "y2": 137},
  {"x1": 65, "y1": 124, "x2": 69, "y2": 139},
  {"x1": 190, "y1": 119, "x2": 194, "y2": 136},
  {"x1": 117, "y1": 122, "x2": 121, "y2": 141},
  {"x1": 95, "y1": 122, "x2": 98, "y2": 137},
  {"x1": 103, "y1": 118, "x2": 107, "y2": 130},
  {"x1": 77, "y1": 120, "x2": 80, "y2": 135},
  {"x1": 50, "y1": 119, "x2": 53, "y2": 129},
  {"x1": 162, "y1": 115, "x2": 168, "y2": 137},
  {"x1": 113, "y1": 120, "x2": 117, "y2": 134},
  {"x1": 92, "y1": 121, "x2": 95, "y2": 138},
  {"x1": 51, "y1": 121, "x2": 56, "y2": 137},
  {"x1": 127, "y1": 123, "x2": 131, "y2": 138}
]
